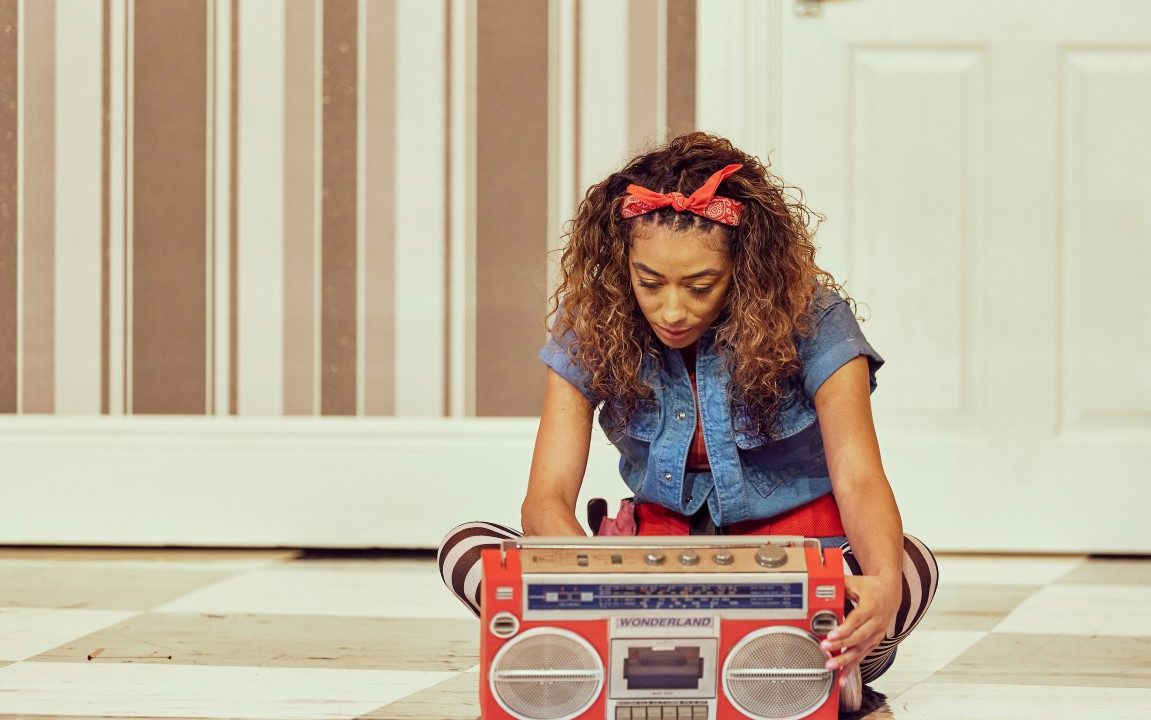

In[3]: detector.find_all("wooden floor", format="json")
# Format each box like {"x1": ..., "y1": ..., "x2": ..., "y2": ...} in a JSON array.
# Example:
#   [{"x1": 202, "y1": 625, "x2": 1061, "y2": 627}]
[{"x1": 0, "y1": 547, "x2": 1147, "y2": 719}]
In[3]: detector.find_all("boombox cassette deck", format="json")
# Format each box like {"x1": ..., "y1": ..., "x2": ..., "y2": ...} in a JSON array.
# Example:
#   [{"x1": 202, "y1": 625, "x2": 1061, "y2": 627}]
[{"x1": 479, "y1": 536, "x2": 845, "y2": 720}]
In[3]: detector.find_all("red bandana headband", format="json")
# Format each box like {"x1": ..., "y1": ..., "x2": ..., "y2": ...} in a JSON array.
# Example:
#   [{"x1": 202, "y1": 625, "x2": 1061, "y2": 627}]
[{"x1": 620, "y1": 163, "x2": 744, "y2": 226}]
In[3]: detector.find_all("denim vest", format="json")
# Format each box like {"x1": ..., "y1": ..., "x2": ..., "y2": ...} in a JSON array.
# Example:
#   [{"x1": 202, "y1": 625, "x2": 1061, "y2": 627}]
[{"x1": 539, "y1": 289, "x2": 883, "y2": 527}]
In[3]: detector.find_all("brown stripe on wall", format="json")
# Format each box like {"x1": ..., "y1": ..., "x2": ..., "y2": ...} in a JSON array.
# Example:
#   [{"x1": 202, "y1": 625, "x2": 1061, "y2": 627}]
[
  {"x1": 320, "y1": 0, "x2": 357, "y2": 416},
  {"x1": 283, "y1": 0, "x2": 316, "y2": 415},
  {"x1": 207, "y1": 0, "x2": 216, "y2": 415},
  {"x1": 0, "y1": 0, "x2": 17, "y2": 413},
  {"x1": 628, "y1": 0, "x2": 660, "y2": 153},
  {"x1": 21, "y1": 0, "x2": 56, "y2": 413},
  {"x1": 475, "y1": 0, "x2": 549, "y2": 416},
  {"x1": 363, "y1": 0, "x2": 395, "y2": 416},
  {"x1": 131, "y1": 0, "x2": 209, "y2": 413},
  {"x1": 665, "y1": 0, "x2": 696, "y2": 137}
]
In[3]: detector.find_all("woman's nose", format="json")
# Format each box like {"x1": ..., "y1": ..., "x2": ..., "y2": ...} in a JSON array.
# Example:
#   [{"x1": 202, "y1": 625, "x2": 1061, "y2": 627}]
[{"x1": 661, "y1": 291, "x2": 687, "y2": 325}]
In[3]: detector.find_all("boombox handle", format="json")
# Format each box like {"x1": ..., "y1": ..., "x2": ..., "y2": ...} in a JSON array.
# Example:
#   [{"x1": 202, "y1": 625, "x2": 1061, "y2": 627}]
[{"x1": 501, "y1": 536, "x2": 828, "y2": 566}]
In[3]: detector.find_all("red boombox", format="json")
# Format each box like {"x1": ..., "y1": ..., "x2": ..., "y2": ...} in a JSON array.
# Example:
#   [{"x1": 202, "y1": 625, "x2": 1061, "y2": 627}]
[{"x1": 479, "y1": 536, "x2": 845, "y2": 720}]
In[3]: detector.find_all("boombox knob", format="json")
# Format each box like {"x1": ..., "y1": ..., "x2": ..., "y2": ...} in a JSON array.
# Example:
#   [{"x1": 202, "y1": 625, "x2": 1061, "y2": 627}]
[
  {"x1": 755, "y1": 544, "x2": 788, "y2": 568},
  {"x1": 713, "y1": 550, "x2": 735, "y2": 566},
  {"x1": 645, "y1": 551, "x2": 667, "y2": 566}
]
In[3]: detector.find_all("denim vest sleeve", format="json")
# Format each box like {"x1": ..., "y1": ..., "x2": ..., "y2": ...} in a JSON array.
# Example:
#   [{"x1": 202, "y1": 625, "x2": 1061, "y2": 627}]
[
  {"x1": 538, "y1": 330, "x2": 597, "y2": 403},
  {"x1": 797, "y1": 288, "x2": 885, "y2": 400}
]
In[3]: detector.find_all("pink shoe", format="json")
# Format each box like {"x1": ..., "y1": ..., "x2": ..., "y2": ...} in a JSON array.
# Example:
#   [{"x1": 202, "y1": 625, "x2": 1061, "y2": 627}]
[{"x1": 839, "y1": 664, "x2": 862, "y2": 713}]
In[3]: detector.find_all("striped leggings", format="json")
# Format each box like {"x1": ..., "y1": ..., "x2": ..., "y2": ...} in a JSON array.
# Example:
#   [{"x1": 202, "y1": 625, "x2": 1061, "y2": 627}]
[{"x1": 437, "y1": 522, "x2": 938, "y2": 684}]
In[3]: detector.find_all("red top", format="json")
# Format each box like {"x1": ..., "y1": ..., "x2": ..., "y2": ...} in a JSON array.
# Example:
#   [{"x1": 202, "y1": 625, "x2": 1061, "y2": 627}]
[
  {"x1": 636, "y1": 494, "x2": 846, "y2": 537},
  {"x1": 685, "y1": 368, "x2": 710, "y2": 471}
]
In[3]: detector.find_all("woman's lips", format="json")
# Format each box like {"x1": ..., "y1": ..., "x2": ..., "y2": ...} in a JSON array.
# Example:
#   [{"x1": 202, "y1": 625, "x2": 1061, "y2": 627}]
[{"x1": 658, "y1": 325, "x2": 691, "y2": 340}]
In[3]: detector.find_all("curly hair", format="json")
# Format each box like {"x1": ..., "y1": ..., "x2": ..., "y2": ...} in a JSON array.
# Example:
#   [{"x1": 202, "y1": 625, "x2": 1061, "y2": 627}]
[{"x1": 547, "y1": 131, "x2": 849, "y2": 437}]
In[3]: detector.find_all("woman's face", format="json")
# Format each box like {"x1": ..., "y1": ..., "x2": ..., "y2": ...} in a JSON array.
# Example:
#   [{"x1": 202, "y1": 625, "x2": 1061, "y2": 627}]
[{"x1": 627, "y1": 222, "x2": 733, "y2": 349}]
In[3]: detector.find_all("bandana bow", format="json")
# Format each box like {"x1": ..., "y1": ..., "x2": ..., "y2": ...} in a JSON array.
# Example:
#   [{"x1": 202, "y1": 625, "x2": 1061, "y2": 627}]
[{"x1": 620, "y1": 163, "x2": 744, "y2": 226}]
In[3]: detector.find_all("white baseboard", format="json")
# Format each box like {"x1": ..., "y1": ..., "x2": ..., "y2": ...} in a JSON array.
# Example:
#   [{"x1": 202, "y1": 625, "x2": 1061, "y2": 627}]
[
  {"x1": 0, "y1": 416, "x2": 624, "y2": 549},
  {"x1": 2, "y1": 417, "x2": 1147, "y2": 553}
]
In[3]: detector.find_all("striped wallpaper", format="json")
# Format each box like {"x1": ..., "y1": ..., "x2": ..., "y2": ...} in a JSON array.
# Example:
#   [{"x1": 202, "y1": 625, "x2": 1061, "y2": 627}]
[{"x1": 0, "y1": 0, "x2": 698, "y2": 418}]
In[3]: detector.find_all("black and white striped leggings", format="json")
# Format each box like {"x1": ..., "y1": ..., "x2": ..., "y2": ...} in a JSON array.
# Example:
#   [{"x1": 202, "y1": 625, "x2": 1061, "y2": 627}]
[{"x1": 437, "y1": 521, "x2": 938, "y2": 684}]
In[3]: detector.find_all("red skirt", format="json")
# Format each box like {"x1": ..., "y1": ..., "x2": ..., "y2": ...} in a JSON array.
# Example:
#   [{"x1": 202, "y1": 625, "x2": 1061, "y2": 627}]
[{"x1": 635, "y1": 493, "x2": 846, "y2": 537}]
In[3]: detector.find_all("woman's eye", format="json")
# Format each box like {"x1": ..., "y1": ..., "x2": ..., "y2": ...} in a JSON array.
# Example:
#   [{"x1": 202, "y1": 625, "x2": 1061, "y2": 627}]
[
  {"x1": 689, "y1": 285, "x2": 714, "y2": 296},
  {"x1": 638, "y1": 280, "x2": 661, "y2": 290}
]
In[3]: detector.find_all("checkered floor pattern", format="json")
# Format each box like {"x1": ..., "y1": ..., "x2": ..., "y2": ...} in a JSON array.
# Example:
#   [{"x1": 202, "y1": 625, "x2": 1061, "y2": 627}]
[{"x1": 0, "y1": 546, "x2": 1148, "y2": 719}]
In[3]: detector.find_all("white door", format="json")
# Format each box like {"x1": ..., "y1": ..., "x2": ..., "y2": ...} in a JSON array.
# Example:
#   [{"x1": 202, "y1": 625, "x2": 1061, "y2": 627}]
[{"x1": 774, "y1": 0, "x2": 1151, "y2": 552}]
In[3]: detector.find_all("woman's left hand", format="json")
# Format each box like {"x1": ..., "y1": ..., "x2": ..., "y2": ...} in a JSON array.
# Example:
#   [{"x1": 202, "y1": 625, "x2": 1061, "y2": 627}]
[{"x1": 820, "y1": 574, "x2": 901, "y2": 680}]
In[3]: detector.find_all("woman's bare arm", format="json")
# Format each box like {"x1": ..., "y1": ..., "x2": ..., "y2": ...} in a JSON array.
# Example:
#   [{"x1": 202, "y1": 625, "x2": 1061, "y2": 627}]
[
  {"x1": 816, "y1": 355, "x2": 904, "y2": 579},
  {"x1": 520, "y1": 368, "x2": 595, "y2": 536},
  {"x1": 814, "y1": 355, "x2": 904, "y2": 675}
]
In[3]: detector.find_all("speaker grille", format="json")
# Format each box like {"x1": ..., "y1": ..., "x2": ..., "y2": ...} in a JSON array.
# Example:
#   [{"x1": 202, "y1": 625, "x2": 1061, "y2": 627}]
[
  {"x1": 490, "y1": 628, "x2": 604, "y2": 720},
  {"x1": 722, "y1": 627, "x2": 833, "y2": 720}
]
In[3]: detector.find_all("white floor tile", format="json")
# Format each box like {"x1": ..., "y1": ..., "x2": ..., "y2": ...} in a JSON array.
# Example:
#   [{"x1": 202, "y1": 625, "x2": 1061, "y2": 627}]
[
  {"x1": 0, "y1": 558, "x2": 286, "y2": 571},
  {"x1": 152, "y1": 567, "x2": 476, "y2": 619},
  {"x1": 991, "y1": 583, "x2": 1151, "y2": 636},
  {"x1": 869, "y1": 630, "x2": 986, "y2": 688},
  {"x1": 0, "y1": 662, "x2": 457, "y2": 719},
  {"x1": 887, "y1": 682, "x2": 1151, "y2": 720},
  {"x1": 0, "y1": 608, "x2": 138, "y2": 662},
  {"x1": 934, "y1": 555, "x2": 1085, "y2": 587}
]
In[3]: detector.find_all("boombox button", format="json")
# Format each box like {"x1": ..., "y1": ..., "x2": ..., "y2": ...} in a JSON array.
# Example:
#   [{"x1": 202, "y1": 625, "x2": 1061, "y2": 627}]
[
  {"x1": 645, "y1": 552, "x2": 667, "y2": 565},
  {"x1": 679, "y1": 551, "x2": 701, "y2": 566},
  {"x1": 713, "y1": 550, "x2": 735, "y2": 565}
]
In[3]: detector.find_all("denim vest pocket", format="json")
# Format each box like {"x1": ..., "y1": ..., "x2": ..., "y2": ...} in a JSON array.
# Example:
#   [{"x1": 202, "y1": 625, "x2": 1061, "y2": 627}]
[
  {"x1": 731, "y1": 380, "x2": 816, "y2": 447},
  {"x1": 735, "y1": 420, "x2": 827, "y2": 499},
  {"x1": 622, "y1": 399, "x2": 661, "y2": 442}
]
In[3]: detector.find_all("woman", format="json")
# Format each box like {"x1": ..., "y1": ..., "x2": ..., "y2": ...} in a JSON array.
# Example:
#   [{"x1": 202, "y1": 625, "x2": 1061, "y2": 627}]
[{"x1": 439, "y1": 132, "x2": 937, "y2": 712}]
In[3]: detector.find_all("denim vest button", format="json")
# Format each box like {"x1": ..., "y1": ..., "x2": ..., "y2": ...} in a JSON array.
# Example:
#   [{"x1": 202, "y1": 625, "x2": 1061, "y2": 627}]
[
  {"x1": 663, "y1": 472, "x2": 673, "y2": 481},
  {"x1": 676, "y1": 411, "x2": 686, "y2": 420}
]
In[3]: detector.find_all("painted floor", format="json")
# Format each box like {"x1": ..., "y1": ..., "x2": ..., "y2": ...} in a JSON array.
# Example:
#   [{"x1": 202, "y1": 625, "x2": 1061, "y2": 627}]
[{"x1": 0, "y1": 546, "x2": 1147, "y2": 719}]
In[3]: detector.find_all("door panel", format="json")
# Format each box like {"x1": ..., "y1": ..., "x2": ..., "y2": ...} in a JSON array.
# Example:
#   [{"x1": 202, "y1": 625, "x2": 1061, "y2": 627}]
[{"x1": 776, "y1": 0, "x2": 1151, "y2": 551}]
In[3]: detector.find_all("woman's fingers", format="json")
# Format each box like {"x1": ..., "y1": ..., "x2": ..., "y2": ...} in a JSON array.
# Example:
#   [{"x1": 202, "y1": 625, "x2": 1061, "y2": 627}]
[
  {"x1": 822, "y1": 575, "x2": 899, "y2": 669},
  {"x1": 819, "y1": 607, "x2": 879, "y2": 671},
  {"x1": 823, "y1": 601, "x2": 876, "y2": 653},
  {"x1": 824, "y1": 630, "x2": 874, "y2": 662},
  {"x1": 824, "y1": 641, "x2": 867, "y2": 672},
  {"x1": 823, "y1": 629, "x2": 884, "y2": 672}
]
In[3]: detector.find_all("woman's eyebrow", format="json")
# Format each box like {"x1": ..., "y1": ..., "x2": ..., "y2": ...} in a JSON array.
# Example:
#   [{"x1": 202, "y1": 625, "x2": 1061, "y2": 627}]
[
  {"x1": 632, "y1": 261, "x2": 721, "y2": 280},
  {"x1": 683, "y1": 268, "x2": 722, "y2": 280}
]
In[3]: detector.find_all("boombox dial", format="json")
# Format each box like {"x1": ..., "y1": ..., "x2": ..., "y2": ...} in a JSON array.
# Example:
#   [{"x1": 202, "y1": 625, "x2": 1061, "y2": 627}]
[
  {"x1": 755, "y1": 545, "x2": 788, "y2": 568},
  {"x1": 644, "y1": 552, "x2": 667, "y2": 566}
]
